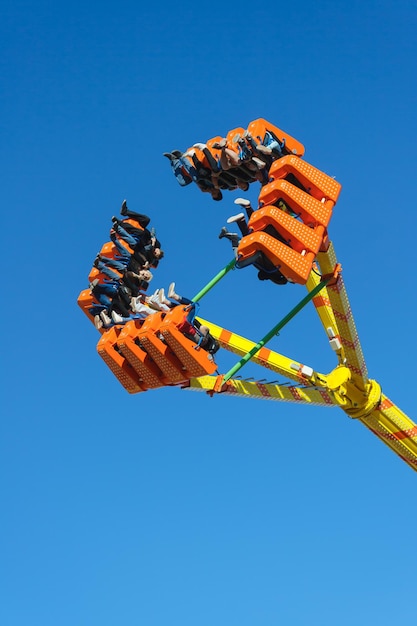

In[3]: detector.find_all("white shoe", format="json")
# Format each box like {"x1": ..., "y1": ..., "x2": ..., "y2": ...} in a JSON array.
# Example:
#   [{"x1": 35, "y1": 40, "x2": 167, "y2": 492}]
[
  {"x1": 252, "y1": 156, "x2": 267, "y2": 169},
  {"x1": 94, "y1": 315, "x2": 103, "y2": 330},
  {"x1": 234, "y1": 198, "x2": 251, "y2": 208},
  {"x1": 227, "y1": 212, "x2": 246, "y2": 224},
  {"x1": 130, "y1": 297, "x2": 139, "y2": 312},
  {"x1": 193, "y1": 143, "x2": 207, "y2": 150},
  {"x1": 100, "y1": 311, "x2": 112, "y2": 325},
  {"x1": 158, "y1": 288, "x2": 165, "y2": 302},
  {"x1": 111, "y1": 311, "x2": 124, "y2": 324},
  {"x1": 147, "y1": 295, "x2": 163, "y2": 311},
  {"x1": 256, "y1": 144, "x2": 272, "y2": 155}
]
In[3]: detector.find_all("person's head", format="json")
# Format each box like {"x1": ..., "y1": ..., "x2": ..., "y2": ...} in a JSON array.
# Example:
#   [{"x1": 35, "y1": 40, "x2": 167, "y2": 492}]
[
  {"x1": 211, "y1": 188, "x2": 223, "y2": 201},
  {"x1": 153, "y1": 248, "x2": 164, "y2": 260},
  {"x1": 139, "y1": 269, "x2": 153, "y2": 282},
  {"x1": 199, "y1": 325, "x2": 209, "y2": 336}
]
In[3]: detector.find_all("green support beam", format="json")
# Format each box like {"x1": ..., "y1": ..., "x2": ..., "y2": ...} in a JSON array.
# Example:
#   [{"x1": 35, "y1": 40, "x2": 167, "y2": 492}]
[
  {"x1": 192, "y1": 257, "x2": 236, "y2": 303},
  {"x1": 222, "y1": 276, "x2": 332, "y2": 384}
]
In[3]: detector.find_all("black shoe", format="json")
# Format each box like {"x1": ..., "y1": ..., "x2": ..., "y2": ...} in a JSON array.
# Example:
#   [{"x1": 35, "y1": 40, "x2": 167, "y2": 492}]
[
  {"x1": 218, "y1": 227, "x2": 228, "y2": 240},
  {"x1": 171, "y1": 150, "x2": 183, "y2": 158},
  {"x1": 121, "y1": 200, "x2": 128, "y2": 216},
  {"x1": 93, "y1": 253, "x2": 103, "y2": 267},
  {"x1": 111, "y1": 215, "x2": 120, "y2": 224}
]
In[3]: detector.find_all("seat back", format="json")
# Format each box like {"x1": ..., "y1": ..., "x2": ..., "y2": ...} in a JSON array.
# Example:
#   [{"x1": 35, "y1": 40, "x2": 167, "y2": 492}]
[{"x1": 96, "y1": 326, "x2": 145, "y2": 394}]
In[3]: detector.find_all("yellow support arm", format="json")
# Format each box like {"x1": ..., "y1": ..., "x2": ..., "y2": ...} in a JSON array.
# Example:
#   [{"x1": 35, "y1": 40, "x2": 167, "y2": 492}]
[
  {"x1": 186, "y1": 375, "x2": 337, "y2": 406},
  {"x1": 315, "y1": 242, "x2": 368, "y2": 384},
  {"x1": 197, "y1": 317, "x2": 326, "y2": 385},
  {"x1": 361, "y1": 397, "x2": 417, "y2": 472}
]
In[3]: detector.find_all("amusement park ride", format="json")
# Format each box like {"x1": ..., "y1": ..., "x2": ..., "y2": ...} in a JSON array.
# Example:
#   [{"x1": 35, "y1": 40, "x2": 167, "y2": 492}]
[{"x1": 78, "y1": 118, "x2": 417, "y2": 472}]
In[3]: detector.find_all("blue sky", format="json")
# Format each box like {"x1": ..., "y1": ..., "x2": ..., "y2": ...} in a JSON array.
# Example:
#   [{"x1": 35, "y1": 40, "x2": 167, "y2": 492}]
[{"x1": 1, "y1": 1, "x2": 416, "y2": 625}]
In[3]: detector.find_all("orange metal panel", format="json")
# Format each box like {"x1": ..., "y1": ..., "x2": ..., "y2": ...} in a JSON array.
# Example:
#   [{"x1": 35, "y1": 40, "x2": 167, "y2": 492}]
[
  {"x1": 248, "y1": 206, "x2": 324, "y2": 255},
  {"x1": 237, "y1": 231, "x2": 315, "y2": 284},
  {"x1": 77, "y1": 288, "x2": 107, "y2": 333},
  {"x1": 96, "y1": 327, "x2": 144, "y2": 394},
  {"x1": 268, "y1": 155, "x2": 341, "y2": 203},
  {"x1": 159, "y1": 306, "x2": 218, "y2": 377},
  {"x1": 258, "y1": 179, "x2": 334, "y2": 229},
  {"x1": 117, "y1": 322, "x2": 166, "y2": 389},
  {"x1": 134, "y1": 313, "x2": 190, "y2": 383},
  {"x1": 247, "y1": 118, "x2": 305, "y2": 157}
]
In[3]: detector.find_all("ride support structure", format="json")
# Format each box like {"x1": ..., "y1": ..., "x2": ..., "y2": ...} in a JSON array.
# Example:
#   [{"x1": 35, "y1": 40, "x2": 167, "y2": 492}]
[{"x1": 78, "y1": 118, "x2": 417, "y2": 472}]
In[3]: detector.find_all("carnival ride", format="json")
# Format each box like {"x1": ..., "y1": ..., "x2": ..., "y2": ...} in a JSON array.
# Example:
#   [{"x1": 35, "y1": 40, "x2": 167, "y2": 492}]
[{"x1": 78, "y1": 118, "x2": 417, "y2": 472}]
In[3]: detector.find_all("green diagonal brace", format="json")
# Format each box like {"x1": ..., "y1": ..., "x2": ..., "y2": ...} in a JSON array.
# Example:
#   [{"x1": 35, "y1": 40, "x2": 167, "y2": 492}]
[
  {"x1": 192, "y1": 257, "x2": 236, "y2": 303},
  {"x1": 222, "y1": 276, "x2": 332, "y2": 384}
]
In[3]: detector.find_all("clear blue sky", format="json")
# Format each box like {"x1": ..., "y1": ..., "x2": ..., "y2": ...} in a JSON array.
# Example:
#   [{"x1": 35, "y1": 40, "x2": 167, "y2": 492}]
[{"x1": 1, "y1": 1, "x2": 416, "y2": 625}]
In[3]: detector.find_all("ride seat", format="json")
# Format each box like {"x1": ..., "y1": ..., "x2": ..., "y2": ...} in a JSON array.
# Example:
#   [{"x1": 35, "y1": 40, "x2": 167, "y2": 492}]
[
  {"x1": 247, "y1": 205, "x2": 325, "y2": 256},
  {"x1": 236, "y1": 231, "x2": 316, "y2": 285},
  {"x1": 135, "y1": 312, "x2": 189, "y2": 384},
  {"x1": 267, "y1": 155, "x2": 342, "y2": 204},
  {"x1": 247, "y1": 118, "x2": 305, "y2": 157},
  {"x1": 116, "y1": 320, "x2": 167, "y2": 389},
  {"x1": 259, "y1": 178, "x2": 334, "y2": 229},
  {"x1": 159, "y1": 306, "x2": 218, "y2": 378},
  {"x1": 96, "y1": 326, "x2": 145, "y2": 394}
]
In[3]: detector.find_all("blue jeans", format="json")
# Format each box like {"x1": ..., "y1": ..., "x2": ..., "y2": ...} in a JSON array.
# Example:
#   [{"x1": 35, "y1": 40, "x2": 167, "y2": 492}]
[
  {"x1": 170, "y1": 157, "x2": 196, "y2": 186},
  {"x1": 113, "y1": 224, "x2": 140, "y2": 248},
  {"x1": 92, "y1": 280, "x2": 119, "y2": 307},
  {"x1": 100, "y1": 254, "x2": 129, "y2": 271},
  {"x1": 95, "y1": 260, "x2": 121, "y2": 281},
  {"x1": 110, "y1": 232, "x2": 132, "y2": 259}
]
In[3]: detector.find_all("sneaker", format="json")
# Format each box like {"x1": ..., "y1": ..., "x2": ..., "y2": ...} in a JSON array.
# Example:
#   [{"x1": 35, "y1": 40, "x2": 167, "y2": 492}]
[
  {"x1": 147, "y1": 296, "x2": 163, "y2": 311},
  {"x1": 167, "y1": 282, "x2": 176, "y2": 299},
  {"x1": 227, "y1": 212, "x2": 246, "y2": 224},
  {"x1": 111, "y1": 311, "x2": 124, "y2": 324},
  {"x1": 171, "y1": 150, "x2": 183, "y2": 158},
  {"x1": 89, "y1": 278, "x2": 99, "y2": 289},
  {"x1": 94, "y1": 315, "x2": 103, "y2": 330},
  {"x1": 130, "y1": 296, "x2": 141, "y2": 312},
  {"x1": 158, "y1": 288, "x2": 165, "y2": 302},
  {"x1": 256, "y1": 144, "x2": 272, "y2": 155},
  {"x1": 100, "y1": 310, "x2": 112, "y2": 325},
  {"x1": 232, "y1": 133, "x2": 241, "y2": 143},
  {"x1": 193, "y1": 143, "x2": 207, "y2": 150},
  {"x1": 252, "y1": 156, "x2": 267, "y2": 169},
  {"x1": 230, "y1": 234, "x2": 241, "y2": 248},
  {"x1": 121, "y1": 200, "x2": 128, "y2": 215},
  {"x1": 212, "y1": 138, "x2": 227, "y2": 150},
  {"x1": 234, "y1": 198, "x2": 251, "y2": 208},
  {"x1": 218, "y1": 227, "x2": 228, "y2": 240}
]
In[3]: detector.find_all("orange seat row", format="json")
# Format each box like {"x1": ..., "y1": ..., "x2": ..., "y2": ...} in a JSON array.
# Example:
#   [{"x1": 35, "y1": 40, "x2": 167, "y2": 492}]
[
  {"x1": 95, "y1": 305, "x2": 218, "y2": 394},
  {"x1": 236, "y1": 155, "x2": 342, "y2": 284},
  {"x1": 185, "y1": 118, "x2": 305, "y2": 173}
]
